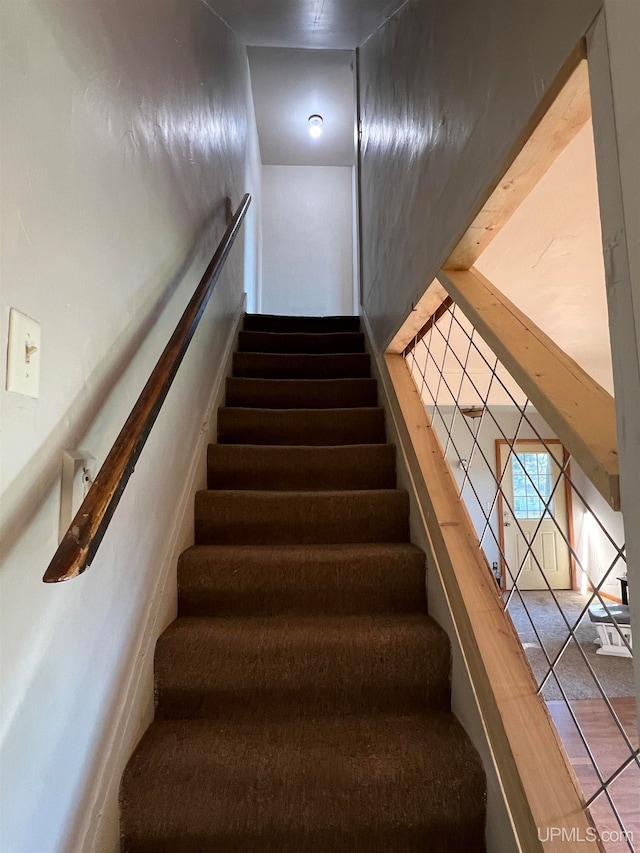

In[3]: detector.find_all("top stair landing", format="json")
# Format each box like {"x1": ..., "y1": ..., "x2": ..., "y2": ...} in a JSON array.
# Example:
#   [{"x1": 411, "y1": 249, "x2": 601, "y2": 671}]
[{"x1": 243, "y1": 313, "x2": 361, "y2": 334}]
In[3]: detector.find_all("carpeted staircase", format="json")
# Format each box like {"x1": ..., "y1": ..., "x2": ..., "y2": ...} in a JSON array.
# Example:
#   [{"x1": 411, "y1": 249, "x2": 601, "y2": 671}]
[{"x1": 120, "y1": 314, "x2": 486, "y2": 852}]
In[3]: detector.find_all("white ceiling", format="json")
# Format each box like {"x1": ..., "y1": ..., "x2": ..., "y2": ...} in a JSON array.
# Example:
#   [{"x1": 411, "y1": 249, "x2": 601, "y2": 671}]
[
  {"x1": 248, "y1": 48, "x2": 356, "y2": 167},
  {"x1": 207, "y1": 0, "x2": 408, "y2": 49},
  {"x1": 477, "y1": 120, "x2": 612, "y2": 394}
]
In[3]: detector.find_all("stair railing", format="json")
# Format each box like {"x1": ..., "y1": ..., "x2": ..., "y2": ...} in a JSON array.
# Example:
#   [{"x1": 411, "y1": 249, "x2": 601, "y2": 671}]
[
  {"x1": 43, "y1": 193, "x2": 251, "y2": 584},
  {"x1": 372, "y1": 265, "x2": 632, "y2": 849}
]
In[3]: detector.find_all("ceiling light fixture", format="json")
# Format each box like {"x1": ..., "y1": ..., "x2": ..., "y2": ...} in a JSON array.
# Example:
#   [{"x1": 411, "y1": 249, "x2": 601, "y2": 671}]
[
  {"x1": 308, "y1": 114, "x2": 323, "y2": 139},
  {"x1": 461, "y1": 406, "x2": 485, "y2": 419}
]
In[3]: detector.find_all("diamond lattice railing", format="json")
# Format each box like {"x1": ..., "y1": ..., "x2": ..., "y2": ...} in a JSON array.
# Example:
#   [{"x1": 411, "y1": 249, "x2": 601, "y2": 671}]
[{"x1": 404, "y1": 299, "x2": 639, "y2": 851}]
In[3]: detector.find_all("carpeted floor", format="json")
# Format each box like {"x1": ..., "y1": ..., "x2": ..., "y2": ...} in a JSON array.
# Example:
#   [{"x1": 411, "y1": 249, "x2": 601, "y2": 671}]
[
  {"x1": 505, "y1": 590, "x2": 635, "y2": 700},
  {"x1": 120, "y1": 314, "x2": 487, "y2": 852}
]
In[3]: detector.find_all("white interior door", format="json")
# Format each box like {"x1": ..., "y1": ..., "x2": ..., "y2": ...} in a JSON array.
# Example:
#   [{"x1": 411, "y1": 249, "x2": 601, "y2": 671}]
[{"x1": 498, "y1": 442, "x2": 572, "y2": 590}]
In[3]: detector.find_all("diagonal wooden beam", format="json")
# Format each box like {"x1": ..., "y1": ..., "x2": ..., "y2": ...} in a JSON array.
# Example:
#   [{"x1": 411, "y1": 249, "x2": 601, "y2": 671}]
[{"x1": 438, "y1": 266, "x2": 620, "y2": 510}]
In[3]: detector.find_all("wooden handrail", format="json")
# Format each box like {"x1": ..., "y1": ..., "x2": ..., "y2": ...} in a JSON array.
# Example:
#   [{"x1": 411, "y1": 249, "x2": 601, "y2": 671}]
[
  {"x1": 401, "y1": 295, "x2": 453, "y2": 358},
  {"x1": 43, "y1": 194, "x2": 251, "y2": 583}
]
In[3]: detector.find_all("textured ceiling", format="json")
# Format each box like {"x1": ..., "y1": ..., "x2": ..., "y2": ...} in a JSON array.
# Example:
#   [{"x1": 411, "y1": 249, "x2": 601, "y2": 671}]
[
  {"x1": 206, "y1": 0, "x2": 408, "y2": 49},
  {"x1": 249, "y1": 48, "x2": 355, "y2": 166}
]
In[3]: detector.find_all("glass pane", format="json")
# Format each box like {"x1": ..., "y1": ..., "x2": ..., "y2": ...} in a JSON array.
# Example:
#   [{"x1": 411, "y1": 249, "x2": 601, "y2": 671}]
[
  {"x1": 527, "y1": 496, "x2": 542, "y2": 518},
  {"x1": 523, "y1": 453, "x2": 539, "y2": 477},
  {"x1": 514, "y1": 452, "x2": 556, "y2": 518},
  {"x1": 512, "y1": 458, "x2": 526, "y2": 496},
  {"x1": 538, "y1": 454, "x2": 551, "y2": 475}
]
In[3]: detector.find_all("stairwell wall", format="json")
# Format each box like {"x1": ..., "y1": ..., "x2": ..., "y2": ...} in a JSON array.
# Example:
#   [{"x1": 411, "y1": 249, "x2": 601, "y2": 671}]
[
  {"x1": 358, "y1": 0, "x2": 602, "y2": 350},
  {"x1": 0, "y1": 1, "x2": 259, "y2": 850}
]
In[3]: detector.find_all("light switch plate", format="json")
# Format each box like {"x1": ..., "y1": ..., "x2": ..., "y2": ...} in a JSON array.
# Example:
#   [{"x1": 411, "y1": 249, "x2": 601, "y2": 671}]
[{"x1": 6, "y1": 308, "x2": 40, "y2": 398}]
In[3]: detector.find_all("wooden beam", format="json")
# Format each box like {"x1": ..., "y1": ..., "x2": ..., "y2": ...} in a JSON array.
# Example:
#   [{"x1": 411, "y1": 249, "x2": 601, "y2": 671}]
[
  {"x1": 387, "y1": 279, "x2": 449, "y2": 354},
  {"x1": 445, "y1": 55, "x2": 591, "y2": 270},
  {"x1": 438, "y1": 267, "x2": 620, "y2": 510},
  {"x1": 383, "y1": 352, "x2": 602, "y2": 852}
]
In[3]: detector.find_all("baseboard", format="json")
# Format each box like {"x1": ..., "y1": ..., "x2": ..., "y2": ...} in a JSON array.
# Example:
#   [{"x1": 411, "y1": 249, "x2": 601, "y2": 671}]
[
  {"x1": 73, "y1": 296, "x2": 246, "y2": 853},
  {"x1": 589, "y1": 586, "x2": 623, "y2": 605}
]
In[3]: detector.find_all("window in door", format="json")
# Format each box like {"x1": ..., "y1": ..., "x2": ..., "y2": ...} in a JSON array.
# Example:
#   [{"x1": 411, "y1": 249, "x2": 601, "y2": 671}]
[{"x1": 511, "y1": 451, "x2": 554, "y2": 519}]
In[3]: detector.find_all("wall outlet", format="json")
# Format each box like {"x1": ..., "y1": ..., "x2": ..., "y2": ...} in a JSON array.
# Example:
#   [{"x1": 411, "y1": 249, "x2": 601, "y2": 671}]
[{"x1": 6, "y1": 308, "x2": 41, "y2": 398}]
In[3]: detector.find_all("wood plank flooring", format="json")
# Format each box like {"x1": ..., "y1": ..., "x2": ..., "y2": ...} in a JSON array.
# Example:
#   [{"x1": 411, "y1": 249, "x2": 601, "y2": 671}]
[{"x1": 548, "y1": 697, "x2": 639, "y2": 851}]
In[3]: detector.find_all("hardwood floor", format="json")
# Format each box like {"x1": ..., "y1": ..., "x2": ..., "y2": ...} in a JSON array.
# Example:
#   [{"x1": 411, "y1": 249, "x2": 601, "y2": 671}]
[{"x1": 548, "y1": 697, "x2": 639, "y2": 851}]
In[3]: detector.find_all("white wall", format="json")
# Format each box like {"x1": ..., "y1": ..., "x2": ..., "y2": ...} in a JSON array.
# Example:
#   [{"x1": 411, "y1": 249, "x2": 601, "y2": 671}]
[
  {"x1": 261, "y1": 165, "x2": 355, "y2": 316},
  {"x1": 431, "y1": 407, "x2": 559, "y2": 572},
  {"x1": 430, "y1": 406, "x2": 624, "y2": 600},
  {"x1": 0, "y1": 1, "x2": 258, "y2": 850},
  {"x1": 570, "y1": 466, "x2": 625, "y2": 600}
]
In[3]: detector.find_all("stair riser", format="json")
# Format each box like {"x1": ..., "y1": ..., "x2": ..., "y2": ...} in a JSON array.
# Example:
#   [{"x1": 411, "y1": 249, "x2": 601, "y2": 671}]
[
  {"x1": 122, "y1": 824, "x2": 483, "y2": 853},
  {"x1": 225, "y1": 377, "x2": 378, "y2": 409},
  {"x1": 233, "y1": 352, "x2": 371, "y2": 379},
  {"x1": 207, "y1": 445, "x2": 396, "y2": 490},
  {"x1": 217, "y1": 408, "x2": 386, "y2": 446},
  {"x1": 178, "y1": 583, "x2": 426, "y2": 618},
  {"x1": 155, "y1": 627, "x2": 450, "y2": 720},
  {"x1": 243, "y1": 314, "x2": 360, "y2": 334},
  {"x1": 155, "y1": 683, "x2": 450, "y2": 721},
  {"x1": 194, "y1": 491, "x2": 410, "y2": 546},
  {"x1": 238, "y1": 331, "x2": 365, "y2": 353},
  {"x1": 178, "y1": 548, "x2": 426, "y2": 617}
]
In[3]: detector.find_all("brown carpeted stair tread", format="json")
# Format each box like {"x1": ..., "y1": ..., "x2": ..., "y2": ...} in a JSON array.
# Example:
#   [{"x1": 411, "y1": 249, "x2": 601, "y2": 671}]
[
  {"x1": 177, "y1": 543, "x2": 426, "y2": 617},
  {"x1": 154, "y1": 613, "x2": 450, "y2": 719},
  {"x1": 217, "y1": 407, "x2": 386, "y2": 446},
  {"x1": 238, "y1": 330, "x2": 365, "y2": 353},
  {"x1": 225, "y1": 377, "x2": 378, "y2": 409},
  {"x1": 195, "y1": 489, "x2": 410, "y2": 546},
  {"x1": 233, "y1": 351, "x2": 371, "y2": 379},
  {"x1": 243, "y1": 313, "x2": 360, "y2": 333},
  {"x1": 120, "y1": 312, "x2": 487, "y2": 851},
  {"x1": 120, "y1": 712, "x2": 486, "y2": 852},
  {"x1": 207, "y1": 444, "x2": 396, "y2": 491}
]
